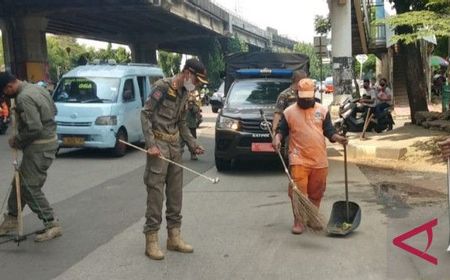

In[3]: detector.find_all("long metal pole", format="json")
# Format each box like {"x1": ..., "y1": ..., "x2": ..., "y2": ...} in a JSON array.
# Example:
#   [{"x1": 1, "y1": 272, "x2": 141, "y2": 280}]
[
  {"x1": 119, "y1": 140, "x2": 219, "y2": 184},
  {"x1": 320, "y1": 37, "x2": 323, "y2": 103},
  {"x1": 447, "y1": 158, "x2": 450, "y2": 252}
]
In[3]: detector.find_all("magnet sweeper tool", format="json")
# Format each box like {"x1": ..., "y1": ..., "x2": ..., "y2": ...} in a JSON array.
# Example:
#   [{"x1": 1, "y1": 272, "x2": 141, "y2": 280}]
[{"x1": 119, "y1": 140, "x2": 219, "y2": 184}]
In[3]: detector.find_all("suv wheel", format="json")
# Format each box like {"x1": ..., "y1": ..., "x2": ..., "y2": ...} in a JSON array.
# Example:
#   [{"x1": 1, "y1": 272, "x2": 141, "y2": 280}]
[{"x1": 215, "y1": 157, "x2": 232, "y2": 171}]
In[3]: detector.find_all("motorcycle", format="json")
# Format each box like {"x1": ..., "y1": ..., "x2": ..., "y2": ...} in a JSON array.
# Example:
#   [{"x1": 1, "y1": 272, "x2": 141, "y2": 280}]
[{"x1": 334, "y1": 96, "x2": 394, "y2": 134}]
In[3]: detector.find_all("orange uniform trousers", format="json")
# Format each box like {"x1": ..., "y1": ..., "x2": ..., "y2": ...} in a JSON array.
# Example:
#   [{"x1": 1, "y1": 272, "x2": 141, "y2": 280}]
[{"x1": 289, "y1": 165, "x2": 328, "y2": 208}]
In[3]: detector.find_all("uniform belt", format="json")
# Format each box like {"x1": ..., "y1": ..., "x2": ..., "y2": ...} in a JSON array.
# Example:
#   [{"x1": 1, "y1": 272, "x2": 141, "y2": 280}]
[
  {"x1": 153, "y1": 130, "x2": 179, "y2": 144},
  {"x1": 32, "y1": 135, "x2": 58, "y2": 145}
]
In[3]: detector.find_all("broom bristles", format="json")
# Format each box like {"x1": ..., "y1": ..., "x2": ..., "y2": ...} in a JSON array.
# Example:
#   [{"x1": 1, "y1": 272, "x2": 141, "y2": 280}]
[{"x1": 291, "y1": 185, "x2": 325, "y2": 232}]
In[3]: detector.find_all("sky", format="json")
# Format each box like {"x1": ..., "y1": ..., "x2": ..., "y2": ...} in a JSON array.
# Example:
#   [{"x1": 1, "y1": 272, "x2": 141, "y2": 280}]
[
  {"x1": 212, "y1": 0, "x2": 329, "y2": 43},
  {"x1": 77, "y1": 0, "x2": 329, "y2": 49}
]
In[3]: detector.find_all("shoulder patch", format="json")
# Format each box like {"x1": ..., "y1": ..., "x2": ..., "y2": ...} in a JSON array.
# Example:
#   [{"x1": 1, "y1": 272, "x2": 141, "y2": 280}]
[{"x1": 152, "y1": 91, "x2": 162, "y2": 101}]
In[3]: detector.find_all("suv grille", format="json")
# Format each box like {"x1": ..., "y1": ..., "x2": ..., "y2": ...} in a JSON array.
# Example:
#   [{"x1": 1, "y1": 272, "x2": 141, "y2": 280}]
[{"x1": 240, "y1": 119, "x2": 272, "y2": 133}]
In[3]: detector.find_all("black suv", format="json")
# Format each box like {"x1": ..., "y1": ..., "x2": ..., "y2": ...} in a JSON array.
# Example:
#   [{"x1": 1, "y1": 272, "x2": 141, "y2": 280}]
[
  {"x1": 214, "y1": 53, "x2": 309, "y2": 171},
  {"x1": 215, "y1": 76, "x2": 291, "y2": 171}
]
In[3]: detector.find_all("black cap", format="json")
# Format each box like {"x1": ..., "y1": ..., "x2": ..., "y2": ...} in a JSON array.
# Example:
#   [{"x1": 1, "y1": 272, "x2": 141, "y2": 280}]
[
  {"x1": 183, "y1": 58, "x2": 208, "y2": 84},
  {"x1": 0, "y1": 71, "x2": 17, "y2": 92}
]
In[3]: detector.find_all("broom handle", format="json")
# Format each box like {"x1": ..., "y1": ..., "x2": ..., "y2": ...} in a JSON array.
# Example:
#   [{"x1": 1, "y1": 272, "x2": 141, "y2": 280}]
[
  {"x1": 344, "y1": 144, "x2": 350, "y2": 223},
  {"x1": 11, "y1": 99, "x2": 23, "y2": 237},
  {"x1": 118, "y1": 140, "x2": 219, "y2": 184},
  {"x1": 259, "y1": 110, "x2": 296, "y2": 186},
  {"x1": 447, "y1": 157, "x2": 450, "y2": 251}
]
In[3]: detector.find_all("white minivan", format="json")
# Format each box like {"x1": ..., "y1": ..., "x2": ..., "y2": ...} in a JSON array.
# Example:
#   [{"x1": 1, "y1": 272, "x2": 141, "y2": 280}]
[{"x1": 52, "y1": 64, "x2": 164, "y2": 156}]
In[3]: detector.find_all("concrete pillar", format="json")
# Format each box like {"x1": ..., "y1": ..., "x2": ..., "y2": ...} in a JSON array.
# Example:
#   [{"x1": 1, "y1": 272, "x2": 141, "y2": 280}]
[
  {"x1": 330, "y1": 0, "x2": 353, "y2": 102},
  {"x1": 1, "y1": 16, "x2": 49, "y2": 82},
  {"x1": 130, "y1": 42, "x2": 157, "y2": 64}
]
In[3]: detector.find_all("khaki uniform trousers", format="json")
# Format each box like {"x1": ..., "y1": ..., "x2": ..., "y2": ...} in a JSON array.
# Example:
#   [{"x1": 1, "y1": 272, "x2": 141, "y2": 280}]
[{"x1": 143, "y1": 139, "x2": 183, "y2": 233}]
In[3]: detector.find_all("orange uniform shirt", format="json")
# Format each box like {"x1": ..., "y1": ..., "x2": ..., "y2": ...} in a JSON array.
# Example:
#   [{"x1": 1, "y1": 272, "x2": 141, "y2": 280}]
[{"x1": 283, "y1": 103, "x2": 330, "y2": 168}]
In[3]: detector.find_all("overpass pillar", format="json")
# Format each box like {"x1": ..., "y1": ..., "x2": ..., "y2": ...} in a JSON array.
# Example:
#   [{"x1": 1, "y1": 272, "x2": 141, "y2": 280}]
[
  {"x1": 131, "y1": 42, "x2": 157, "y2": 64},
  {"x1": 0, "y1": 16, "x2": 49, "y2": 82},
  {"x1": 330, "y1": 0, "x2": 353, "y2": 102}
]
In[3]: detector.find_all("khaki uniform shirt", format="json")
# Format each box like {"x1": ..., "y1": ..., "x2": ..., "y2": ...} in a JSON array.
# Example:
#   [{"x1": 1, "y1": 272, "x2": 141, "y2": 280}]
[
  {"x1": 275, "y1": 86, "x2": 297, "y2": 114},
  {"x1": 141, "y1": 78, "x2": 197, "y2": 151},
  {"x1": 14, "y1": 82, "x2": 57, "y2": 150}
]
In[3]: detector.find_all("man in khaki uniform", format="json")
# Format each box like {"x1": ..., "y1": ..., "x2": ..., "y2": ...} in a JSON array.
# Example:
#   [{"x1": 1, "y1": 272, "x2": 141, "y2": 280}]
[
  {"x1": 272, "y1": 70, "x2": 307, "y2": 135},
  {"x1": 0, "y1": 72, "x2": 62, "y2": 242},
  {"x1": 141, "y1": 58, "x2": 207, "y2": 260}
]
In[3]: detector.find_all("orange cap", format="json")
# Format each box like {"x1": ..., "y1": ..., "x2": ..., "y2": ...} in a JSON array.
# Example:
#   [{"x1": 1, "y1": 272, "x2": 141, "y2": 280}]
[{"x1": 297, "y1": 78, "x2": 315, "y2": 98}]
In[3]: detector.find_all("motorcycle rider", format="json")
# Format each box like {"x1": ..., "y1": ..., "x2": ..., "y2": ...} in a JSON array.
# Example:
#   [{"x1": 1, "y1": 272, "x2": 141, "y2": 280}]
[{"x1": 373, "y1": 77, "x2": 392, "y2": 120}]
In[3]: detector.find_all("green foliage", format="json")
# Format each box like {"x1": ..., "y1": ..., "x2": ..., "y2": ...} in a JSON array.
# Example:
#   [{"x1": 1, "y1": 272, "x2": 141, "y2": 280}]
[
  {"x1": 203, "y1": 39, "x2": 225, "y2": 90},
  {"x1": 383, "y1": 0, "x2": 450, "y2": 44},
  {"x1": 157, "y1": 50, "x2": 181, "y2": 77},
  {"x1": 226, "y1": 36, "x2": 249, "y2": 54},
  {"x1": 314, "y1": 15, "x2": 331, "y2": 35},
  {"x1": 46, "y1": 35, "x2": 131, "y2": 81},
  {"x1": 434, "y1": 37, "x2": 449, "y2": 58},
  {"x1": 354, "y1": 54, "x2": 377, "y2": 79},
  {"x1": 293, "y1": 42, "x2": 332, "y2": 81}
]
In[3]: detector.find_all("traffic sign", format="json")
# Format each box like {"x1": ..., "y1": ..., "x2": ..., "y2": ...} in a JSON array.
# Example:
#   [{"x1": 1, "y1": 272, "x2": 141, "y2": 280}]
[{"x1": 355, "y1": 54, "x2": 368, "y2": 64}]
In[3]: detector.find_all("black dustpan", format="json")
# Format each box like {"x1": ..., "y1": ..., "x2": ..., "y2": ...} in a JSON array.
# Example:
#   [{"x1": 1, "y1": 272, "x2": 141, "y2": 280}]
[{"x1": 327, "y1": 144, "x2": 361, "y2": 236}]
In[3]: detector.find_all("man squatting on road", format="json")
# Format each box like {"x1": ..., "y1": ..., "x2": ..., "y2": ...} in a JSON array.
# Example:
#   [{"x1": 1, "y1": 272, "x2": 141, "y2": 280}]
[
  {"x1": 140, "y1": 58, "x2": 207, "y2": 260},
  {"x1": 273, "y1": 78, "x2": 348, "y2": 234}
]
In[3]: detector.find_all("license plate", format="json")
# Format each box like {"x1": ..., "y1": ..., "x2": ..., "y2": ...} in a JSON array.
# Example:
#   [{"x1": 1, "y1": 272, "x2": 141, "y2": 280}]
[
  {"x1": 251, "y1": 143, "x2": 275, "y2": 152},
  {"x1": 63, "y1": 137, "x2": 85, "y2": 146}
]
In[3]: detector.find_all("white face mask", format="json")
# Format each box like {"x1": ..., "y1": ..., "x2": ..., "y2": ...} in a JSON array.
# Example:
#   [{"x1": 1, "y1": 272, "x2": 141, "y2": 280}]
[{"x1": 183, "y1": 75, "x2": 196, "y2": 92}]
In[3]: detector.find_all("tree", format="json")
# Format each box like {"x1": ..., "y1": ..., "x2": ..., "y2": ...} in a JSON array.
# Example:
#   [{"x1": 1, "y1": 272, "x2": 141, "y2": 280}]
[
  {"x1": 203, "y1": 39, "x2": 225, "y2": 90},
  {"x1": 385, "y1": 0, "x2": 450, "y2": 122},
  {"x1": 294, "y1": 42, "x2": 332, "y2": 81},
  {"x1": 226, "y1": 36, "x2": 249, "y2": 54},
  {"x1": 314, "y1": 15, "x2": 331, "y2": 35},
  {"x1": 313, "y1": 14, "x2": 332, "y2": 85},
  {"x1": 157, "y1": 50, "x2": 182, "y2": 77},
  {"x1": 47, "y1": 35, "x2": 132, "y2": 82}
]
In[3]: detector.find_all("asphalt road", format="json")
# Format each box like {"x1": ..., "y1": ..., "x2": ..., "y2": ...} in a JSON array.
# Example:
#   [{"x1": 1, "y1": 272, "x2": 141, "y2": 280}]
[{"x1": 0, "y1": 105, "x2": 449, "y2": 280}]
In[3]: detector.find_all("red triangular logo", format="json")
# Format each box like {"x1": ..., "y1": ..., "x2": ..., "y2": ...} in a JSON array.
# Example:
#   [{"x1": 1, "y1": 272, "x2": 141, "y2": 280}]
[{"x1": 392, "y1": 218, "x2": 438, "y2": 265}]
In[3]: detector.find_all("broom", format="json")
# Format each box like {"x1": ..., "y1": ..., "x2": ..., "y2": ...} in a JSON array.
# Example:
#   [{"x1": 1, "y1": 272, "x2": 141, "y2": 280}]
[{"x1": 259, "y1": 110, "x2": 324, "y2": 232}]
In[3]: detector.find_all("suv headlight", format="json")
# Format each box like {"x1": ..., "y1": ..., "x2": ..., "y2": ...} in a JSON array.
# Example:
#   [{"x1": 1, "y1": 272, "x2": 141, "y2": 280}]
[
  {"x1": 95, "y1": 116, "x2": 117, "y2": 125},
  {"x1": 217, "y1": 115, "x2": 239, "y2": 130}
]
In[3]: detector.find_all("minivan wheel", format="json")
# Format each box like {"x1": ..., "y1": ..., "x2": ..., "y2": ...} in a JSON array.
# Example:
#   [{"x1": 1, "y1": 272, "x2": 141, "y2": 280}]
[
  {"x1": 113, "y1": 129, "x2": 127, "y2": 157},
  {"x1": 215, "y1": 157, "x2": 232, "y2": 172}
]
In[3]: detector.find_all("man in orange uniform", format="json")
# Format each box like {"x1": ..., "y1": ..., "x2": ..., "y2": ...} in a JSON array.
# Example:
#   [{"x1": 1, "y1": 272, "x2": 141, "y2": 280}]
[{"x1": 273, "y1": 78, "x2": 348, "y2": 234}]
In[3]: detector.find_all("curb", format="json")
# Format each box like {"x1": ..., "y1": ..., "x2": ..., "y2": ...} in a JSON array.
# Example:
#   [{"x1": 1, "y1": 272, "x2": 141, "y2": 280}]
[{"x1": 347, "y1": 143, "x2": 407, "y2": 160}]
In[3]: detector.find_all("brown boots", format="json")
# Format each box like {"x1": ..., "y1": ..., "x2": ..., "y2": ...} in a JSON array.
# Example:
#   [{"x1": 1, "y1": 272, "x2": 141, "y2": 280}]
[
  {"x1": 0, "y1": 214, "x2": 18, "y2": 236},
  {"x1": 35, "y1": 222, "x2": 63, "y2": 242},
  {"x1": 167, "y1": 228, "x2": 193, "y2": 253},
  {"x1": 145, "y1": 228, "x2": 193, "y2": 260},
  {"x1": 145, "y1": 231, "x2": 164, "y2": 260}
]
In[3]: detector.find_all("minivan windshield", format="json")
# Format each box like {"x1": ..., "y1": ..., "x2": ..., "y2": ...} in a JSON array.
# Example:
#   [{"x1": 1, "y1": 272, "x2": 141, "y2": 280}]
[
  {"x1": 226, "y1": 79, "x2": 291, "y2": 107},
  {"x1": 53, "y1": 77, "x2": 120, "y2": 103}
]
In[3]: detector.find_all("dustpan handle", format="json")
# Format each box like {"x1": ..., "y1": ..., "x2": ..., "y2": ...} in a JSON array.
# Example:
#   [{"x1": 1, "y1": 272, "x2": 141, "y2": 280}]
[{"x1": 344, "y1": 140, "x2": 350, "y2": 223}]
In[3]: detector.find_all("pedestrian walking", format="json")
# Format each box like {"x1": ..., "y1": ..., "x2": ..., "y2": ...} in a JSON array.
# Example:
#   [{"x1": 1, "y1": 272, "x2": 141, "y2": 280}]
[
  {"x1": 0, "y1": 71, "x2": 62, "y2": 242},
  {"x1": 140, "y1": 58, "x2": 207, "y2": 260},
  {"x1": 273, "y1": 78, "x2": 348, "y2": 234}
]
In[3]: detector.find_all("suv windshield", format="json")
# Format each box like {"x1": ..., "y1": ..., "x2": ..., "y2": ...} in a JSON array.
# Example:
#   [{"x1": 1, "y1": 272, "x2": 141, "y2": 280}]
[
  {"x1": 53, "y1": 77, "x2": 120, "y2": 103},
  {"x1": 226, "y1": 79, "x2": 291, "y2": 107}
]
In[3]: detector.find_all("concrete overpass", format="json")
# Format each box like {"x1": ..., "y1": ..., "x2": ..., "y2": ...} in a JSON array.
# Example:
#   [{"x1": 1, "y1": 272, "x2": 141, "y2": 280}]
[{"x1": 0, "y1": 0, "x2": 296, "y2": 81}]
